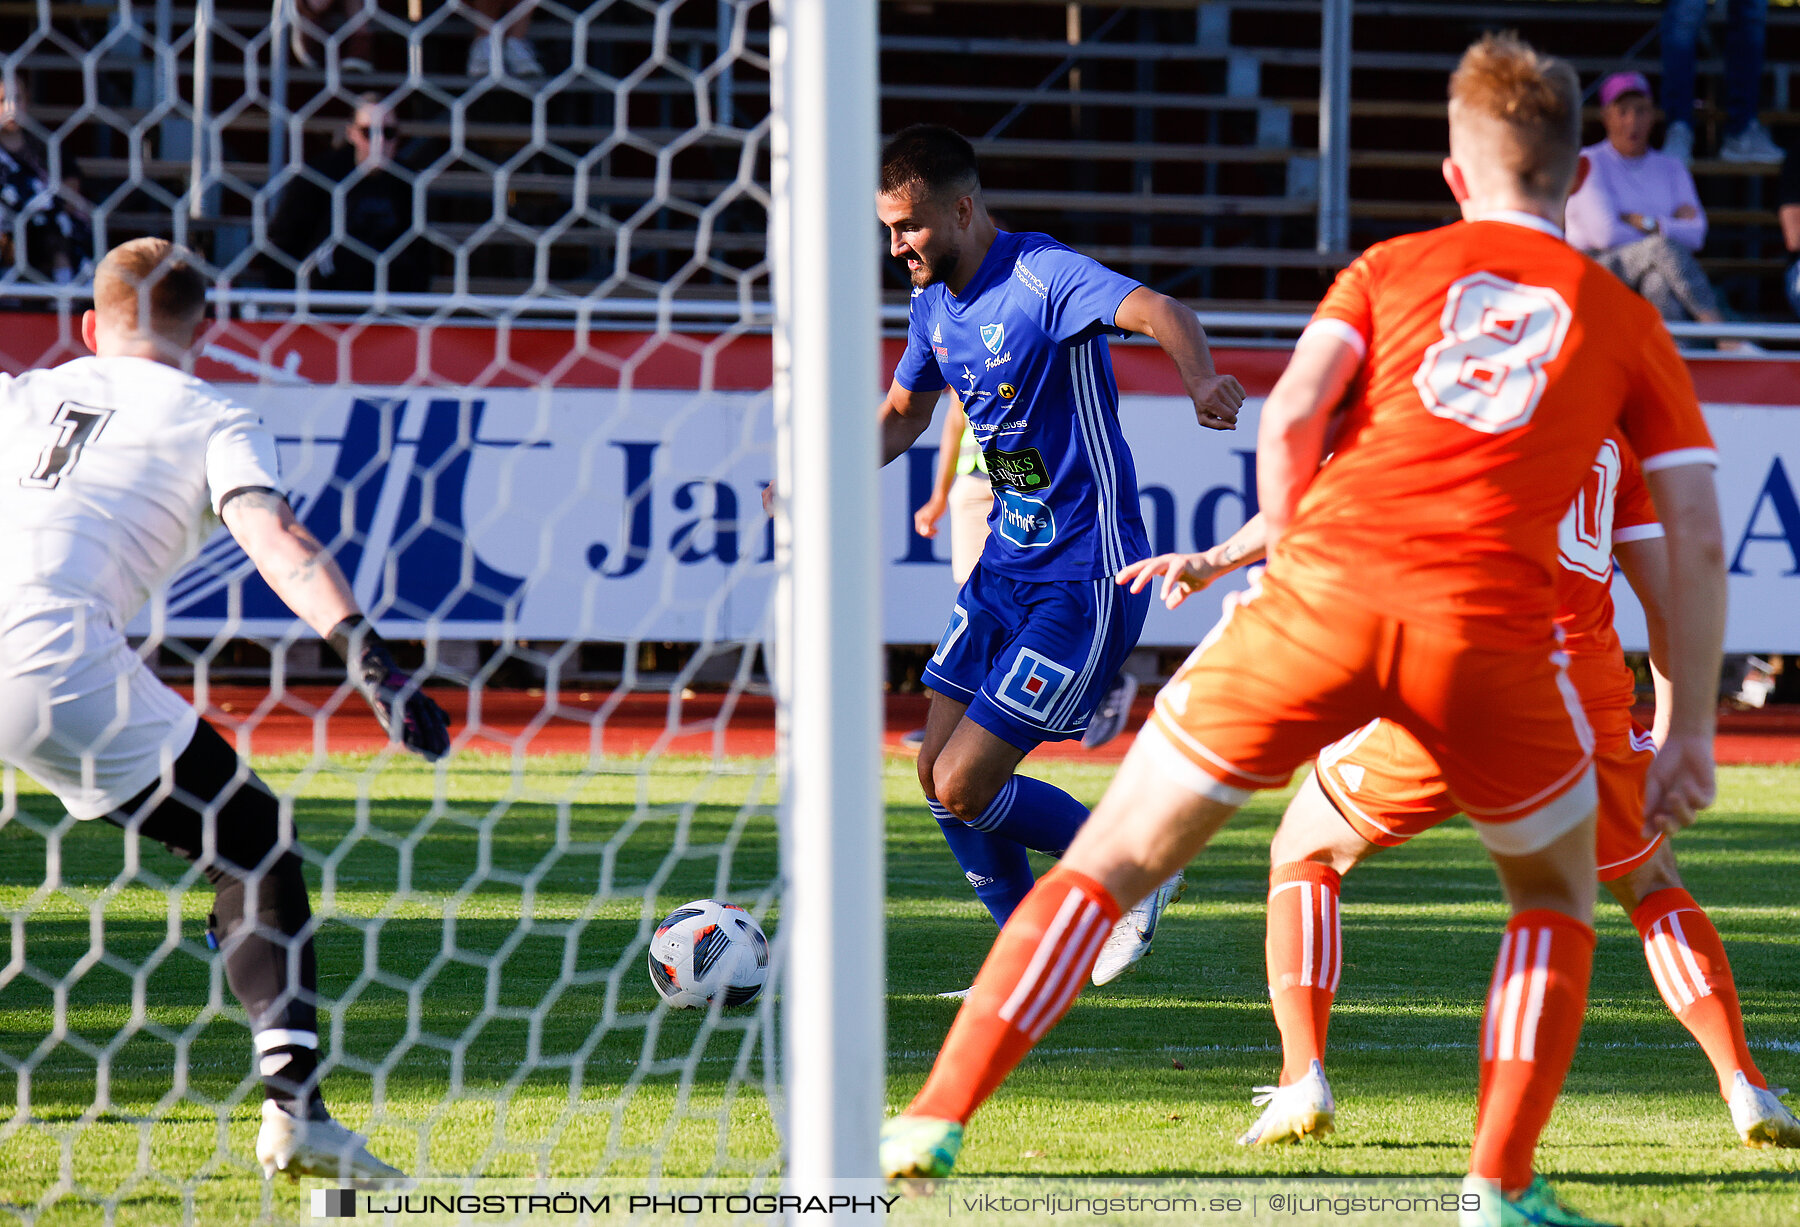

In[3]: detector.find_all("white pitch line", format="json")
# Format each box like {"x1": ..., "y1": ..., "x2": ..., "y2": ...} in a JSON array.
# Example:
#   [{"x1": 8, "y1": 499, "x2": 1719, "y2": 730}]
[
  {"x1": 891, "y1": 1037, "x2": 1800, "y2": 1062},
  {"x1": 612, "y1": 1036, "x2": 1800, "y2": 1067}
]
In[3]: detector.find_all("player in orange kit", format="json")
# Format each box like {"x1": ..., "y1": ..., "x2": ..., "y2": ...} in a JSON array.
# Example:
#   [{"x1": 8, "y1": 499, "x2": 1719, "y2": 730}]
[
  {"x1": 1124, "y1": 440, "x2": 1799, "y2": 1153},
  {"x1": 880, "y1": 33, "x2": 1728, "y2": 1227}
]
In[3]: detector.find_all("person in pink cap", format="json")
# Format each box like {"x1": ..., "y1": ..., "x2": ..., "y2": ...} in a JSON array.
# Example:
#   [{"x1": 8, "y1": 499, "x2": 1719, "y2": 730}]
[{"x1": 1566, "y1": 71, "x2": 1736, "y2": 339}]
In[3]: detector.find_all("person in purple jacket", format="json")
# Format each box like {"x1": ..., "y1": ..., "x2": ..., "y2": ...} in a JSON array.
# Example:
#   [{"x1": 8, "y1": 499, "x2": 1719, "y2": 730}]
[{"x1": 1566, "y1": 71, "x2": 1734, "y2": 334}]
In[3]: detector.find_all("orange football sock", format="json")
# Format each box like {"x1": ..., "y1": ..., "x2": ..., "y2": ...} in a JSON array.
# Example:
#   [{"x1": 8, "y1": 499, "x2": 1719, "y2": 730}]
[
  {"x1": 1632, "y1": 887, "x2": 1765, "y2": 1099},
  {"x1": 909, "y1": 867, "x2": 1121, "y2": 1125},
  {"x1": 1266, "y1": 861, "x2": 1342, "y2": 1085},
  {"x1": 1471, "y1": 909, "x2": 1595, "y2": 1194}
]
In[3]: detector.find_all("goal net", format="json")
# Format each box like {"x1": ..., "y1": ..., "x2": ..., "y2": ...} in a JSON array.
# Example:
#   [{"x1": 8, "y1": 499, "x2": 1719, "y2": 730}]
[{"x1": 0, "y1": 1, "x2": 880, "y2": 1220}]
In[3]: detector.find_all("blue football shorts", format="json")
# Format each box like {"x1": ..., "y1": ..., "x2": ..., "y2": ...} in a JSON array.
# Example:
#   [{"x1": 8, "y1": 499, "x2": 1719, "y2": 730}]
[{"x1": 921, "y1": 562, "x2": 1152, "y2": 751}]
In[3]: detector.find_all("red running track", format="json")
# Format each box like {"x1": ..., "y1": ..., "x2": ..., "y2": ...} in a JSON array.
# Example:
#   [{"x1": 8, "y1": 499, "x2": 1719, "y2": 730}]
[{"x1": 196, "y1": 686, "x2": 1800, "y2": 765}]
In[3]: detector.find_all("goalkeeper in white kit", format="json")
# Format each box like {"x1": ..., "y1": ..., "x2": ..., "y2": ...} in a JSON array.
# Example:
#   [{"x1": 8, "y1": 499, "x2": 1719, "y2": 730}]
[{"x1": 0, "y1": 239, "x2": 451, "y2": 1179}]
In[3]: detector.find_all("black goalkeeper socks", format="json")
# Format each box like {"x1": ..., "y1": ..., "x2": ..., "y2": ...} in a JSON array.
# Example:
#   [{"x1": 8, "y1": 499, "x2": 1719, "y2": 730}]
[{"x1": 260, "y1": 1043, "x2": 323, "y2": 1115}]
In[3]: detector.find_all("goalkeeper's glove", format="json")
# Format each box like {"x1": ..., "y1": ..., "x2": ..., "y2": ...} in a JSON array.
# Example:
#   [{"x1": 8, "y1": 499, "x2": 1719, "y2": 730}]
[{"x1": 328, "y1": 615, "x2": 452, "y2": 760}]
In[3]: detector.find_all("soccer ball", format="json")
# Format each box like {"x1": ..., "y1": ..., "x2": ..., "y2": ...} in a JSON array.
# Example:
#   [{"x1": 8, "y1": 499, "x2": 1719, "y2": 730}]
[{"x1": 648, "y1": 899, "x2": 770, "y2": 1009}]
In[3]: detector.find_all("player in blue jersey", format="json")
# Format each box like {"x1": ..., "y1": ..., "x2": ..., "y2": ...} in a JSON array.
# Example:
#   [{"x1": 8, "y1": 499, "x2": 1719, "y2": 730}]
[{"x1": 876, "y1": 126, "x2": 1246, "y2": 984}]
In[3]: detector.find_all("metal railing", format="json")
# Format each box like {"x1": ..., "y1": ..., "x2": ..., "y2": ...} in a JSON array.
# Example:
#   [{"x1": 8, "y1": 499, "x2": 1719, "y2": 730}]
[{"x1": 2, "y1": 281, "x2": 1796, "y2": 350}]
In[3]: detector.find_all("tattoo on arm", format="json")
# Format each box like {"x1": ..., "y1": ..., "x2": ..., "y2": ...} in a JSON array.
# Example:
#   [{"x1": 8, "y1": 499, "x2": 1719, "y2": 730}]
[
  {"x1": 278, "y1": 521, "x2": 333, "y2": 583},
  {"x1": 281, "y1": 552, "x2": 326, "y2": 586},
  {"x1": 221, "y1": 489, "x2": 298, "y2": 556},
  {"x1": 1219, "y1": 540, "x2": 1253, "y2": 565}
]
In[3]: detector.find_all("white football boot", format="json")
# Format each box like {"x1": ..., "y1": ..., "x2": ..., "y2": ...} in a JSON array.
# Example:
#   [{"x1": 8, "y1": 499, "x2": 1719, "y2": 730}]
[
  {"x1": 1720, "y1": 121, "x2": 1784, "y2": 164},
  {"x1": 1236, "y1": 1059, "x2": 1336, "y2": 1145},
  {"x1": 257, "y1": 1099, "x2": 407, "y2": 1181},
  {"x1": 502, "y1": 37, "x2": 546, "y2": 78},
  {"x1": 1729, "y1": 1072, "x2": 1800, "y2": 1148},
  {"x1": 1091, "y1": 870, "x2": 1184, "y2": 986}
]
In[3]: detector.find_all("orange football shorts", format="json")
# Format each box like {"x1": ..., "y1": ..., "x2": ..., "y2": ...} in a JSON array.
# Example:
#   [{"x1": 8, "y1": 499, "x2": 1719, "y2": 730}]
[
  {"x1": 1143, "y1": 568, "x2": 1598, "y2": 853},
  {"x1": 1311, "y1": 707, "x2": 1661, "y2": 880}
]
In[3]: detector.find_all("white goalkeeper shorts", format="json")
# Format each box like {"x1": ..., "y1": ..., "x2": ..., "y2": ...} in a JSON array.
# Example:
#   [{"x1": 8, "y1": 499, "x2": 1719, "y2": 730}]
[{"x1": 0, "y1": 602, "x2": 198, "y2": 820}]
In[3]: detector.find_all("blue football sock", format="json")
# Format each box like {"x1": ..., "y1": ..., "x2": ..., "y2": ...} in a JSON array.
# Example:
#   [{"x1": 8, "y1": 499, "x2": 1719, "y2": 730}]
[
  {"x1": 929, "y1": 800, "x2": 1034, "y2": 926},
  {"x1": 967, "y1": 775, "x2": 1089, "y2": 857}
]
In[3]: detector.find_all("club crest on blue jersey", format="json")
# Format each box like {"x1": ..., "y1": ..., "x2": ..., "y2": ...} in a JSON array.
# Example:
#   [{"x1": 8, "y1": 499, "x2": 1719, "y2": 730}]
[
  {"x1": 995, "y1": 648, "x2": 1076, "y2": 720},
  {"x1": 981, "y1": 323, "x2": 1005, "y2": 355},
  {"x1": 994, "y1": 488, "x2": 1056, "y2": 548}
]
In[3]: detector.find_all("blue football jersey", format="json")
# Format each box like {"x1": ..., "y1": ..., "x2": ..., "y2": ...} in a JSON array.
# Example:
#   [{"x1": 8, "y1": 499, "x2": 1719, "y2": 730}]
[{"x1": 895, "y1": 230, "x2": 1151, "y2": 581}]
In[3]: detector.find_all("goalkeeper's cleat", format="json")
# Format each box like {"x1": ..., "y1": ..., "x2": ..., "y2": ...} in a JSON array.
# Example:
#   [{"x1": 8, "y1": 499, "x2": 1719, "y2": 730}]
[
  {"x1": 1091, "y1": 869, "x2": 1184, "y2": 986},
  {"x1": 257, "y1": 1099, "x2": 406, "y2": 1183},
  {"x1": 879, "y1": 1114, "x2": 963, "y2": 1179},
  {"x1": 1730, "y1": 1071, "x2": 1800, "y2": 1148},
  {"x1": 1235, "y1": 1059, "x2": 1335, "y2": 1145},
  {"x1": 935, "y1": 986, "x2": 972, "y2": 1000},
  {"x1": 1458, "y1": 1174, "x2": 1614, "y2": 1227}
]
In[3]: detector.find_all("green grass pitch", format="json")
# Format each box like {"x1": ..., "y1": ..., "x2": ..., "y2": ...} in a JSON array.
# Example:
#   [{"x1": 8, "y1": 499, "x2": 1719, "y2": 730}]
[{"x1": 0, "y1": 753, "x2": 1796, "y2": 1224}]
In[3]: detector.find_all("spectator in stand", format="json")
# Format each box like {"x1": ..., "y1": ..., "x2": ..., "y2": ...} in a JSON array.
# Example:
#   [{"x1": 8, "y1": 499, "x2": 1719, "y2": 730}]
[
  {"x1": 0, "y1": 78, "x2": 92, "y2": 283},
  {"x1": 466, "y1": 0, "x2": 544, "y2": 78},
  {"x1": 292, "y1": 0, "x2": 378, "y2": 74},
  {"x1": 1661, "y1": 0, "x2": 1782, "y2": 164},
  {"x1": 1568, "y1": 72, "x2": 1738, "y2": 336},
  {"x1": 265, "y1": 95, "x2": 431, "y2": 295},
  {"x1": 1778, "y1": 146, "x2": 1800, "y2": 318}
]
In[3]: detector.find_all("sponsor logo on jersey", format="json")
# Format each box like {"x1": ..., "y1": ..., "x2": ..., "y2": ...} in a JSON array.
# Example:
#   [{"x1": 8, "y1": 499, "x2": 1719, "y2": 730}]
[
  {"x1": 981, "y1": 323, "x2": 1005, "y2": 355},
  {"x1": 959, "y1": 365, "x2": 985, "y2": 408},
  {"x1": 994, "y1": 488, "x2": 1057, "y2": 549},
  {"x1": 999, "y1": 383, "x2": 1017, "y2": 400},
  {"x1": 995, "y1": 647, "x2": 1075, "y2": 719},
  {"x1": 1013, "y1": 258, "x2": 1049, "y2": 300},
  {"x1": 931, "y1": 322, "x2": 942, "y2": 344},
  {"x1": 984, "y1": 445, "x2": 1050, "y2": 492}
]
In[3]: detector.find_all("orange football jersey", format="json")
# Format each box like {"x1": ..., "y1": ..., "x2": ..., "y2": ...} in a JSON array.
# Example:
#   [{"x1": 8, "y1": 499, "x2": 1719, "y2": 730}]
[
  {"x1": 1277, "y1": 213, "x2": 1715, "y2": 650},
  {"x1": 1555, "y1": 436, "x2": 1662, "y2": 713}
]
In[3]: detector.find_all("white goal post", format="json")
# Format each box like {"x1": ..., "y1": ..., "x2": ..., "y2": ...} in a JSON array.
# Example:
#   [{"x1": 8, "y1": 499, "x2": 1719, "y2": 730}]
[
  {"x1": 770, "y1": 0, "x2": 885, "y2": 1184},
  {"x1": 0, "y1": 0, "x2": 886, "y2": 1214}
]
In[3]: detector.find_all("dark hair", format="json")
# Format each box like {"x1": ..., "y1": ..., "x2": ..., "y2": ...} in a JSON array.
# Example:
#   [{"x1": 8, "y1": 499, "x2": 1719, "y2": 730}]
[{"x1": 879, "y1": 124, "x2": 980, "y2": 200}]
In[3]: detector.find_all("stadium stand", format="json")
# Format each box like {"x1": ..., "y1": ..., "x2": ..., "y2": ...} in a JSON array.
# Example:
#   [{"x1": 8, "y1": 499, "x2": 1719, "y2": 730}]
[{"x1": 0, "y1": 1, "x2": 1794, "y2": 316}]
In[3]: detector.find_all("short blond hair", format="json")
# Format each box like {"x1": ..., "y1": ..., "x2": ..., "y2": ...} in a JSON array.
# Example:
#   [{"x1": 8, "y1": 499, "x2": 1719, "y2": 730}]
[
  {"x1": 1448, "y1": 32, "x2": 1581, "y2": 202},
  {"x1": 93, "y1": 238, "x2": 207, "y2": 336}
]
